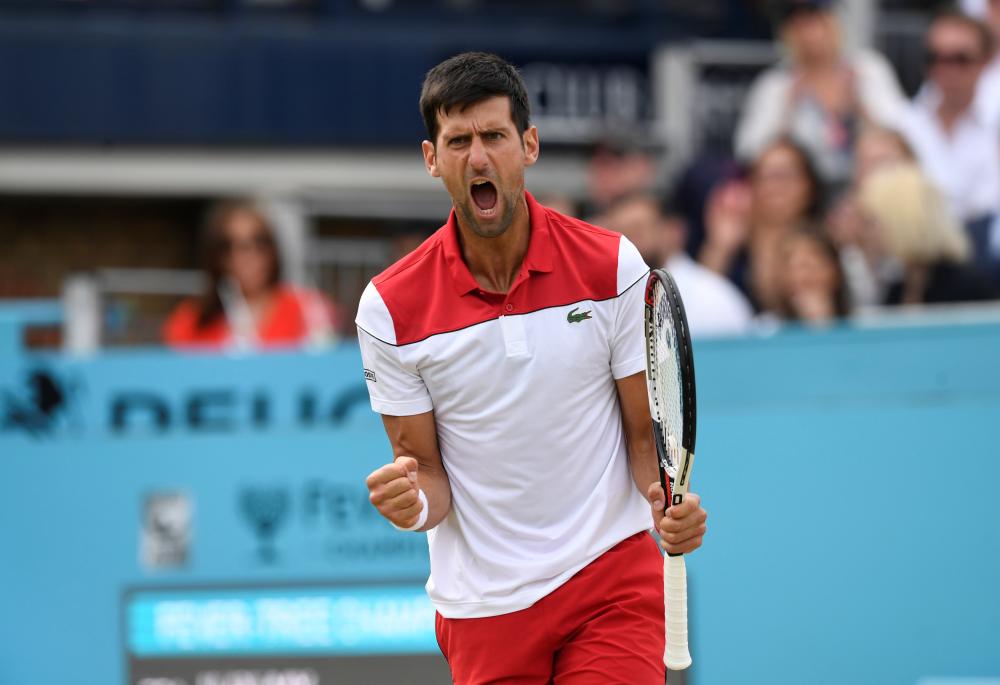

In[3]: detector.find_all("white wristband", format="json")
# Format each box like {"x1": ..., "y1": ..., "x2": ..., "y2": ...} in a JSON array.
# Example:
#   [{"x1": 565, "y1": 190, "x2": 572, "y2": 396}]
[{"x1": 391, "y1": 489, "x2": 428, "y2": 532}]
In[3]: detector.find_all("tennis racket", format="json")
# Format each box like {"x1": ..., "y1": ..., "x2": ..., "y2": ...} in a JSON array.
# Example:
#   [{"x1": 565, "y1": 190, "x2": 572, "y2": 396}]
[{"x1": 643, "y1": 268, "x2": 697, "y2": 672}]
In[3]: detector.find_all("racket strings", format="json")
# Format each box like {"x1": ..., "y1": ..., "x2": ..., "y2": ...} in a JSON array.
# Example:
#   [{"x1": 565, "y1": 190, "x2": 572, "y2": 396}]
[
  {"x1": 665, "y1": 275, "x2": 697, "y2": 451},
  {"x1": 650, "y1": 282, "x2": 685, "y2": 478}
]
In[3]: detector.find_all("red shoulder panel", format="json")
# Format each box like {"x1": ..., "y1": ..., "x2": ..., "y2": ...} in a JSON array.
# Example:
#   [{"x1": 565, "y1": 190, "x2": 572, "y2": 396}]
[{"x1": 373, "y1": 199, "x2": 621, "y2": 346}]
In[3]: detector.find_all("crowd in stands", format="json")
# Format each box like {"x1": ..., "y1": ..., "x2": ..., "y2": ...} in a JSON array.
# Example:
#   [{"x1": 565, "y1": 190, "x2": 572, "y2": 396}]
[
  {"x1": 162, "y1": 0, "x2": 1000, "y2": 349},
  {"x1": 594, "y1": 0, "x2": 1000, "y2": 337}
]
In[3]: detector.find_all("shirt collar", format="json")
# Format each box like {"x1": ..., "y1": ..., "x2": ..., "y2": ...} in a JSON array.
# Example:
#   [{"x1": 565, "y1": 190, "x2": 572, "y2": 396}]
[
  {"x1": 442, "y1": 190, "x2": 554, "y2": 296},
  {"x1": 915, "y1": 84, "x2": 990, "y2": 128}
]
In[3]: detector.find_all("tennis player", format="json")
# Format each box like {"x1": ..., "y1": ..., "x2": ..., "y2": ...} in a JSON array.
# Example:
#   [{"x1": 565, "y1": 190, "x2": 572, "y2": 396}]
[{"x1": 357, "y1": 52, "x2": 708, "y2": 683}]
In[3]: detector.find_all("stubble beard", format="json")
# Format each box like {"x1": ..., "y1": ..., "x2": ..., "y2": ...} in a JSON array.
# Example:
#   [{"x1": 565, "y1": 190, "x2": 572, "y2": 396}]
[{"x1": 457, "y1": 185, "x2": 520, "y2": 239}]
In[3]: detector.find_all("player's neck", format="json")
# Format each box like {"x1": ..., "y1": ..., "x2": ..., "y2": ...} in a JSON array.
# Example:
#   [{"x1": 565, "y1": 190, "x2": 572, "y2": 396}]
[{"x1": 458, "y1": 197, "x2": 530, "y2": 294}]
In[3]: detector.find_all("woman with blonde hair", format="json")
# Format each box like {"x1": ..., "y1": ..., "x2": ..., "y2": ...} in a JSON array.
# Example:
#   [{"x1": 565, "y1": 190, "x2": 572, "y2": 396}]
[{"x1": 858, "y1": 164, "x2": 994, "y2": 305}]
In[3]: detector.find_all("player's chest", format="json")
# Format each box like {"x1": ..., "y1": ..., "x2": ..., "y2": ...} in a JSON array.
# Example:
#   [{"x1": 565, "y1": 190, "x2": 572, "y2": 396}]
[{"x1": 402, "y1": 301, "x2": 613, "y2": 405}]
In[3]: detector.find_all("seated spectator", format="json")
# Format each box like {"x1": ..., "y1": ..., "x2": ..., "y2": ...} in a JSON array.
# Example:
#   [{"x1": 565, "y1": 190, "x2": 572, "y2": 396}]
[
  {"x1": 535, "y1": 193, "x2": 579, "y2": 219},
  {"x1": 853, "y1": 126, "x2": 915, "y2": 184},
  {"x1": 826, "y1": 126, "x2": 915, "y2": 308},
  {"x1": 585, "y1": 139, "x2": 657, "y2": 219},
  {"x1": 858, "y1": 164, "x2": 995, "y2": 305},
  {"x1": 699, "y1": 137, "x2": 824, "y2": 313},
  {"x1": 900, "y1": 8, "x2": 1000, "y2": 268},
  {"x1": 776, "y1": 229, "x2": 850, "y2": 326},
  {"x1": 164, "y1": 199, "x2": 342, "y2": 350},
  {"x1": 735, "y1": 0, "x2": 906, "y2": 187},
  {"x1": 604, "y1": 191, "x2": 753, "y2": 338},
  {"x1": 960, "y1": 0, "x2": 1000, "y2": 128}
]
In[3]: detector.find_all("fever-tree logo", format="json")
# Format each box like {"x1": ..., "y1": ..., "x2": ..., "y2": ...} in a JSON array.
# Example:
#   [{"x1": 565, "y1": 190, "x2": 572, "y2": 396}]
[{"x1": 240, "y1": 486, "x2": 290, "y2": 565}]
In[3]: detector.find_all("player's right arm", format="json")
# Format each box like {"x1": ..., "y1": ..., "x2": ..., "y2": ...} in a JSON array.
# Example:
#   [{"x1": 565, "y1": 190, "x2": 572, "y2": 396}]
[
  {"x1": 366, "y1": 411, "x2": 452, "y2": 531},
  {"x1": 356, "y1": 280, "x2": 450, "y2": 531}
]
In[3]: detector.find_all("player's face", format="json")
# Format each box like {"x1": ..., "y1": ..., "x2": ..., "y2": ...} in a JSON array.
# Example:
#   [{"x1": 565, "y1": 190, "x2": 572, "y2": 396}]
[{"x1": 422, "y1": 96, "x2": 539, "y2": 239}]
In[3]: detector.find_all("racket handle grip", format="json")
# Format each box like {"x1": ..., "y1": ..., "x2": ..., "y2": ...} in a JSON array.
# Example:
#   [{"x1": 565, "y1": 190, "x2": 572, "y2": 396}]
[{"x1": 664, "y1": 553, "x2": 692, "y2": 670}]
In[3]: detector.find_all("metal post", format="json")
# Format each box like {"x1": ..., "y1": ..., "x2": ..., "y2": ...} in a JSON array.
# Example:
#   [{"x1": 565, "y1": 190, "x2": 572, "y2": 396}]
[
  {"x1": 651, "y1": 45, "x2": 698, "y2": 168},
  {"x1": 839, "y1": 0, "x2": 878, "y2": 53},
  {"x1": 62, "y1": 274, "x2": 101, "y2": 356},
  {"x1": 259, "y1": 195, "x2": 309, "y2": 287}
]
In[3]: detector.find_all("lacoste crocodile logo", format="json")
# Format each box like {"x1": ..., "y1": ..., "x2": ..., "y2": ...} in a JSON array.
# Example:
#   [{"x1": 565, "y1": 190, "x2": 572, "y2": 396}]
[{"x1": 567, "y1": 307, "x2": 593, "y2": 324}]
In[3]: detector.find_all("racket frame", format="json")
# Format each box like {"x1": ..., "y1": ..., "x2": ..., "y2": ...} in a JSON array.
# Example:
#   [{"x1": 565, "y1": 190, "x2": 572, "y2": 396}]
[{"x1": 643, "y1": 268, "x2": 698, "y2": 672}]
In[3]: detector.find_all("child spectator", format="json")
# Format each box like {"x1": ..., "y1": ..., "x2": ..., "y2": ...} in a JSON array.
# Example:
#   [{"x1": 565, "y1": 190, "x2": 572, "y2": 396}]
[{"x1": 776, "y1": 229, "x2": 850, "y2": 326}]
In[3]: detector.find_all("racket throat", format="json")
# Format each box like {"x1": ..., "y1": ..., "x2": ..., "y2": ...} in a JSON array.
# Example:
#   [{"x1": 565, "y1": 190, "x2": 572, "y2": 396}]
[{"x1": 652, "y1": 420, "x2": 674, "y2": 511}]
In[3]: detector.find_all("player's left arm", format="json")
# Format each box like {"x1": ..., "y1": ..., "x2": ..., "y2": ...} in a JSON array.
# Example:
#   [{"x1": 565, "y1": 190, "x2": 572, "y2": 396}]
[{"x1": 615, "y1": 372, "x2": 708, "y2": 555}]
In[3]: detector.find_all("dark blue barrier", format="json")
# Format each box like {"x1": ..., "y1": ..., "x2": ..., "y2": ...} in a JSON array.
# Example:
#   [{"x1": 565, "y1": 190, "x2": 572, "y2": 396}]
[
  {"x1": 0, "y1": 4, "x2": 769, "y2": 145},
  {"x1": 1, "y1": 304, "x2": 999, "y2": 684}
]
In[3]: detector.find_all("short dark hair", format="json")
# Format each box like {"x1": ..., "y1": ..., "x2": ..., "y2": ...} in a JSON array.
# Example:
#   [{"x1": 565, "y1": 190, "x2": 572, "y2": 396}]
[
  {"x1": 419, "y1": 52, "x2": 531, "y2": 144},
  {"x1": 772, "y1": 0, "x2": 836, "y2": 26},
  {"x1": 930, "y1": 8, "x2": 995, "y2": 58}
]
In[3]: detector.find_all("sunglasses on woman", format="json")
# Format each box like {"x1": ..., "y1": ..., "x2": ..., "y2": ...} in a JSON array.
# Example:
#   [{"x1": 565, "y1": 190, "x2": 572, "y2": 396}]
[{"x1": 222, "y1": 233, "x2": 273, "y2": 254}]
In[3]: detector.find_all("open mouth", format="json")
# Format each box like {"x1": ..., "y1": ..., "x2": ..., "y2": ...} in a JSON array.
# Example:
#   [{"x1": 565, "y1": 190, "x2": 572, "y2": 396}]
[{"x1": 470, "y1": 180, "x2": 498, "y2": 215}]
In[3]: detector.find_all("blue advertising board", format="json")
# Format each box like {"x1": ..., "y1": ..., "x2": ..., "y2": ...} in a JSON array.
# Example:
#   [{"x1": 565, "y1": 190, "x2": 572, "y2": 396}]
[{"x1": 1, "y1": 303, "x2": 999, "y2": 684}]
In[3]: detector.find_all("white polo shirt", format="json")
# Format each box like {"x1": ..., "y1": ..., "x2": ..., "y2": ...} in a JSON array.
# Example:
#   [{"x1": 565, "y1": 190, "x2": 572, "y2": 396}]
[{"x1": 356, "y1": 192, "x2": 652, "y2": 619}]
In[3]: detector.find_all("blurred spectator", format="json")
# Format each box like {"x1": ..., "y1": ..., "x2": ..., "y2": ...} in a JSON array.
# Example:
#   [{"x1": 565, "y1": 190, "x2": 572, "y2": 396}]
[
  {"x1": 604, "y1": 191, "x2": 753, "y2": 337},
  {"x1": 853, "y1": 126, "x2": 915, "y2": 184},
  {"x1": 858, "y1": 164, "x2": 995, "y2": 305},
  {"x1": 585, "y1": 140, "x2": 657, "y2": 217},
  {"x1": 826, "y1": 126, "x2": 916, "y2": 308},
  {"x1": 901, "y1": 8, "x2": 1000, "y2": 264},
  {"x1": 535, "y1": 193, "x2": 579, "y2": 218},
  {"x1": 960, "y1": 0, "x2": 1000, "y2": 128},
  {"x1": 699, "y1": 137, "x2": 824, "y2": 313},
  {"x1": 776, "y1": 229, "x2": 850, "y2": 326},
  {"x1": 163, "y1": 199, "x2": 342, "y2": 350},
  {"x1": 735, "y1": 0, "x2": 907, "y2": 186}
]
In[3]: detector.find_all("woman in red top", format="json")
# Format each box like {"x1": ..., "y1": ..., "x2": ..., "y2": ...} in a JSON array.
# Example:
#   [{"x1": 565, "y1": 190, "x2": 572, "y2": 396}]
[{"x1": 164, "y1": 199, "x2": 340, "y2": 350}]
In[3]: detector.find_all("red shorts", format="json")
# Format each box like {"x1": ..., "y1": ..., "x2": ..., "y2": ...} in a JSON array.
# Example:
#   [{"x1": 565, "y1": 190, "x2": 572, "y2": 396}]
[{"x1": 435, "y1": 531, "x2": 665, "y2": 685}]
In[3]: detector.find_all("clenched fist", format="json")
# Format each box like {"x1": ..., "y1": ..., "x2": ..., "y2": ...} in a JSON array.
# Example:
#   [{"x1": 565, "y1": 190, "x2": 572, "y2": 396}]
[{"x1": 366, "y1": 456, "x2": 425, "y2": 529}]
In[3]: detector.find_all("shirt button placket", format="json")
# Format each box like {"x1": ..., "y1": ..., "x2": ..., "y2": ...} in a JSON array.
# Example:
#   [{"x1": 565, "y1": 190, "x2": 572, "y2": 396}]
[{"x1": 504, "y1": 303, "x2": 514, "y2": 313}]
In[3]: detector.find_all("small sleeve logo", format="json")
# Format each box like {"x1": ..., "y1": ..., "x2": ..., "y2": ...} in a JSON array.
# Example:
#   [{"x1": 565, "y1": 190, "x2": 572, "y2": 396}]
[{"x1": 363, "y1": 368, "x2": 377, "y2": 383}]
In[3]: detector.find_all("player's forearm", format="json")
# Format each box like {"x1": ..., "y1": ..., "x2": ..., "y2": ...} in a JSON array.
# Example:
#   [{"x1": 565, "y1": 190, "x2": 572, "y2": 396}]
[{"x1": 626, "y1": 430, "x2": 661, "y2": 503}]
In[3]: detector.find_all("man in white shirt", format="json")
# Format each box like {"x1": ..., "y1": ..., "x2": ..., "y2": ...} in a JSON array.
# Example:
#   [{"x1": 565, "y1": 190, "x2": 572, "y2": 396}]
[
  {"x1": 901, "y1": 10, "x2": 1000, "y2": 230},
  {"x1": 603, "y1": 192, "x2": 754, "y2": 338},
  {"x1": 961, "y1": 0, "x2": 1000, "y2": 128},
  {"x1": 358, "y1": 53, "x2": 708, "y2": 684}
]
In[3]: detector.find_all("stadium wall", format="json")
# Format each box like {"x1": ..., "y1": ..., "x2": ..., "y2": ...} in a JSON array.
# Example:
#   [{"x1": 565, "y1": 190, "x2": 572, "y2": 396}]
[{"x1": 0, "y1": 305, "x2": 998, "y2": 684}]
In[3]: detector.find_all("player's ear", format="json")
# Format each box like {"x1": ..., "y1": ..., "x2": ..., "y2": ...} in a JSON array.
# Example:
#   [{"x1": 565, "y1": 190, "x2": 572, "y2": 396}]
[
  {"x1": 422, "y1": 140, "x2": 441, "y2": 178},
  {"x1": 522, "y1": 126, "x2": 539, "y2": 167}
]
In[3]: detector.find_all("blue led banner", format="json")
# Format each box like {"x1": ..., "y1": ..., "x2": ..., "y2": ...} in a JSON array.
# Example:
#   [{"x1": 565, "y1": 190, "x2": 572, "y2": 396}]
[{"x1": 127, "y1": 586, "x2": 437, "y2": 657}]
